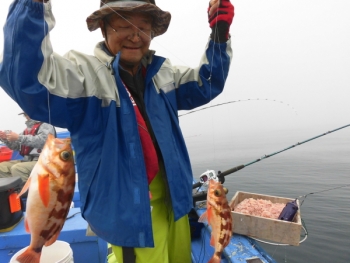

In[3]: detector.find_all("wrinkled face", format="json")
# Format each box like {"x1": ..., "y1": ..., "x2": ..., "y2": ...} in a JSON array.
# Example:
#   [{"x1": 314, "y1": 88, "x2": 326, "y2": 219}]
[{"x1": 100, "y1": 12, "x2": 153, "y2": 72}]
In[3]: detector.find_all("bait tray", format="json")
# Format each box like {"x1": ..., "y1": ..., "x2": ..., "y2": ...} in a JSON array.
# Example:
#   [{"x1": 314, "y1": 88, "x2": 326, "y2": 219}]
[{"x1": 230, "y1": 191, "x2": 302, "y2": 246}]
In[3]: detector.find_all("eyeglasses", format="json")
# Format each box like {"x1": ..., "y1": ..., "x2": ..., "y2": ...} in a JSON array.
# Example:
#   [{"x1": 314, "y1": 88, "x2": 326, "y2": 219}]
[{"x1": 105, "y1": 20, "x2": 154, "y2": 42}]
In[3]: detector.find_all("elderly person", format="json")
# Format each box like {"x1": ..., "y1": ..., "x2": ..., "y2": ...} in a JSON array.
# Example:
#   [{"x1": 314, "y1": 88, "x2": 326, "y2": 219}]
[
  {"x1": 0, "y1": 0, "x2": 234, "y2": 262},
  {"x1": 0, "y1": 112, "x2": 56, "y2": 184}
]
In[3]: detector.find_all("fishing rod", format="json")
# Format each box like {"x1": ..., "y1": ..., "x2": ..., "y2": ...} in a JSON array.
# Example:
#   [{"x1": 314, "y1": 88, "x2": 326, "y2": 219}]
[
  {"x1": 192, "y1": 123, "x2": 350, "y2": 189},
  {"x1": 179, "y1": 98, "x2": 297, "y2": 117}
]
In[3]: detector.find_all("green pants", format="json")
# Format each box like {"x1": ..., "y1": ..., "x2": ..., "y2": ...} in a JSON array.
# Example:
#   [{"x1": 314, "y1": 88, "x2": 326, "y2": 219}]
[
  {"x1": 108, "y1": 171, "x2": 191, "y2": 263},
  {"x1": 0, "y1": 160, "x2": 36, "y2": 183}
]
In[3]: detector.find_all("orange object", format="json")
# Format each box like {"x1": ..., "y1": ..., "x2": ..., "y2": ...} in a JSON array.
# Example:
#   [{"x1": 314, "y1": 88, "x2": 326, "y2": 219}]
[
  {"x1": 198, "y1": 180, "x2": 232, "y2": 263},
  {"x1": 9, "y1": 192, "x2": 21, "y2": 213},
  {"x1": 38, "y1": 175, "x2": 50, "y2": 207},
  {"x1": 16, "y1": 134, "x2": 76, "y2": 263},
  {"x1": 0, "y1": 146, "x2": 13, "y2": 162}
]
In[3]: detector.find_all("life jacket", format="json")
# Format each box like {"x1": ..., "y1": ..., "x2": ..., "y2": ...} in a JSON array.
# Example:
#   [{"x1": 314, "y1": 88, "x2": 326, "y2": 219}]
[
  {"x1": 19, "y1": 122, "x2": 42, "y2": 156},
  {"x1": 122, "y1": 82, "x2": 159, "y2": 185}
]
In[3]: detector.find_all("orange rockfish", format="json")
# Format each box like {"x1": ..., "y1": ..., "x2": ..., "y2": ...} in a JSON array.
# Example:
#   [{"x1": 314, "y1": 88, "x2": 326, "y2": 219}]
[
  {"x1": 198, "y1": 180, "x2": 233, "y2": 263},
  {"x1": 16, "y1": 133, "x2": 75, "y2": 263}
]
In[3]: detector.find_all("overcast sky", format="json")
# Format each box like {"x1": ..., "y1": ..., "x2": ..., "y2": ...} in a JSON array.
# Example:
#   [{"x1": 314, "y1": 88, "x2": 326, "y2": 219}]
[{"x1": 0, "y1": 0, "x2": 349, "y2": 137}]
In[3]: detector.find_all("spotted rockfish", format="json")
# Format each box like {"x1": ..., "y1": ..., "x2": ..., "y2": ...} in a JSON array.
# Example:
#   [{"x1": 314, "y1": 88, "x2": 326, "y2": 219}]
[
  {"x1": 16, "y1": 134, "x2": 75, "y2": 263},
  {"x1": 198, "y1": 179, "x2": 233, "y2": 263}
]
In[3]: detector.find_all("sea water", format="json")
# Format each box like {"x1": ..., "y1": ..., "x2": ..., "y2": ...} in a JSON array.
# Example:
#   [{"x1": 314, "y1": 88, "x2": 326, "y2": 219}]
[{"x1": 188, "y1": 127, "x2": 350, "y2": 263}]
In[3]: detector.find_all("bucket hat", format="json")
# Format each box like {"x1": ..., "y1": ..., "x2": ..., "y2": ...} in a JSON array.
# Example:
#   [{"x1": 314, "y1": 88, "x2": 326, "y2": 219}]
[{"x1": 86, "y1": 0, "x2": 171, "y2": 37}]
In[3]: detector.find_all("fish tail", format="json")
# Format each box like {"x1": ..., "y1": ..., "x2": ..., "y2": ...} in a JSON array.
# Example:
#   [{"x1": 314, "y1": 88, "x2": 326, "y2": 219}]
[
  {"x1": 208, "y1": 251, "x2": 222, "y2": 263},
  {"x1": 16, "y1": 247, "x2": 41, "y2": 263}
]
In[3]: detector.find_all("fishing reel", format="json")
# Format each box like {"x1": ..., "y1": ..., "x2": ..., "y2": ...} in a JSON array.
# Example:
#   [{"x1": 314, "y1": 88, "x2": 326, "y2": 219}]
[
  {"x1": 192, "y1": 169, "x2": 225, "y2": 190},
  {"x1": 199, "y1": 170, "x2": 217, "y2": 185},
  {"x1": 192, "y1": 169, "x2": 227, "y2": 206},
  {"x1": 199, "y1": 170, "x2": 225, "y2": 186}
]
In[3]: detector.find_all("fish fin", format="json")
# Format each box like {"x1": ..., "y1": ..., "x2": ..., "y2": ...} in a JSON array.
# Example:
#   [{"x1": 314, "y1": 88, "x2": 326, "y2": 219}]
[
  {"x1": 17, "y1": 177, "x2": 31, "y2": 198},
  {"x1": 208, "y1": 252, "x2": 221, "y2": 263},
  {"x1": 38, "y1": 174, "x2": 50, "y2": 207},
  {"x1": 16, "y1": 247, "x2": 41, "y2": 263},
  {"x1": 210, "y1": 234, "x2": 215, "y2": 247},
  {"x1": 198, "y1": 211, "x2": 208, "y2": 223},
  {"x1": 207, "y1": 206, "x2": 213, "y2": 222},
  {"x1": 44, "y1": 227, "x2": 61, "y2": 247},
  {"x1": 24, "y1": 217, "x2": 30, "y2": 233}
]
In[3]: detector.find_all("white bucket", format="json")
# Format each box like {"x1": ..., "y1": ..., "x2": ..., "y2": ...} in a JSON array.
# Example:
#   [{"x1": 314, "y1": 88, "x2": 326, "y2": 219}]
[{"x1": 10, "y1": 240, "x2": 74, "y2": 263}]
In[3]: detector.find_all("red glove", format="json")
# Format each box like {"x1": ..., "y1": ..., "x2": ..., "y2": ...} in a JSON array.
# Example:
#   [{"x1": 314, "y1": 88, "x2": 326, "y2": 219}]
[{"x1": 208, "y1": 0, "x2": 234, "y2": 42}]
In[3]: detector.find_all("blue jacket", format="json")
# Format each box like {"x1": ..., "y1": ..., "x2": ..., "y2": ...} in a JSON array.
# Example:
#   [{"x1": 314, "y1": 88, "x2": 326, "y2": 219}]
[{"x1": 0, "y1": 0, "x2": 232, "y2": 247}]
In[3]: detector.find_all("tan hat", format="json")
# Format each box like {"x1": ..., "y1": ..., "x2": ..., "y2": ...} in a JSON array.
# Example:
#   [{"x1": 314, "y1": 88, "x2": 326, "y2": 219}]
[{"x1": 86, "y1": 0, "x2": 171, "y2": 37}]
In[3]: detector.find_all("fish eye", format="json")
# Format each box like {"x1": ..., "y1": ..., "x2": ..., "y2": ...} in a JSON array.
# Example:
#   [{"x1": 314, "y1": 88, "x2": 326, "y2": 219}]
[
  {"x1": 60, "y1": 151, "x2": 71, "y2": 161},
  {"x1": 214, "y1": 189, "x2": 222, "y2": 197},
  {"x1": 223, "y1": 188, "x2": 228, "y2": 194}
]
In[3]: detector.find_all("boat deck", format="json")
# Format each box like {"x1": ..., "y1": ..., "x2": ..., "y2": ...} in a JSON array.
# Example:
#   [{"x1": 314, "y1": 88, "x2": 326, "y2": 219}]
[
  {"x1": 0, "y1": 208, "x2": 108, "y2": 263},
  {"x1": 191, "y1": 208, "x2": 277, "y2": 263}
]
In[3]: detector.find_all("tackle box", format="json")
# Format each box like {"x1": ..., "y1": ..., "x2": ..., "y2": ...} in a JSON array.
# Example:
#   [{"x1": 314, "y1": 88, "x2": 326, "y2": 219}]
[
  {"x1": 0, "y1": 177, "x2": 23, "y2": 232},
  {"x1": 230, "y1": 191, "x2": 302, "y2": 246}
]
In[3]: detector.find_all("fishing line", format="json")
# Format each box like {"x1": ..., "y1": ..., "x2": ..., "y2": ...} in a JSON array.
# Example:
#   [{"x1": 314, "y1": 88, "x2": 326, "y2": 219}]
[
  {"x1": 100, "y1": 0, "x2": 218, "y2": 80},
  {"x1": 191, "y1": 120, "x2": 349, "y2": 209},
  {"x1": 100, "y1": 0, "x2": 153, "y2": 41},
  {"x1": 40, "y1": 0, "x2": 52, "y2": 125},
  {"x1": 99, "y1": 1, "x2": 186, "y2": 60},
  {"x1": 193, "y1": 124, "x2": 350, "y2": 252},
  {"x1": 100, "y1": 1, "x2": 222, "y2": 165},
  {"x1": 251, "y1": 184, "x2": 350, "y2": 247},
  {"x1": 208, "y1": 123, "x2": 350, "y2": 180},
  {"x1": 212, "y1": 0, "x2": 228, "y2": 83},
  {"x1": 228, "y1": 130, "x2": 350, "y2": 257},
  {"x1": 66, "y1": 211, "x2": 81, "y2": 220},
  {"x1": 185, "y1": 97, "x2": 298, "y2": 183},
  {"x1": 179, "y1": 98, "x2": 298, "y2": 117},
  {"x1": 192, "y1": 124, "x2": 350, "y2": 196},
  {"x1": 297, "y1": 184, "x2": 350, "y2": 207},
  {"x1": 205, "y1": 0, "x2": 232, "y2": 171},
  {"x1": 209, "y1": 4, "x2": 226, "y2": 84}
]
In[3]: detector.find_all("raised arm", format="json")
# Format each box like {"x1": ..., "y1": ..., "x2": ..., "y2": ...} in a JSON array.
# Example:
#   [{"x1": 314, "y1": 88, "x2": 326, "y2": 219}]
[
  {"x1": 0, "y1": 0, "x2": 85, "y2": 129},
  {"x1": 172, "y1": 0, "x2": 235, "y2": 110}
]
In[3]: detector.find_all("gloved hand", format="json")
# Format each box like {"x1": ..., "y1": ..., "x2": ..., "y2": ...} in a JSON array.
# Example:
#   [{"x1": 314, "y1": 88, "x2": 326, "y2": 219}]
[{"x1": 208, "y1": 0, "x2": 234, "y2": 43}]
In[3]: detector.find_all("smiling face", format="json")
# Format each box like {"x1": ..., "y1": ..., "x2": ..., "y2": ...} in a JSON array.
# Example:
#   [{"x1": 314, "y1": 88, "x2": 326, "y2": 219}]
[{"x1": 100, "y1": 12, "x2": 153, "y2": 74}]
